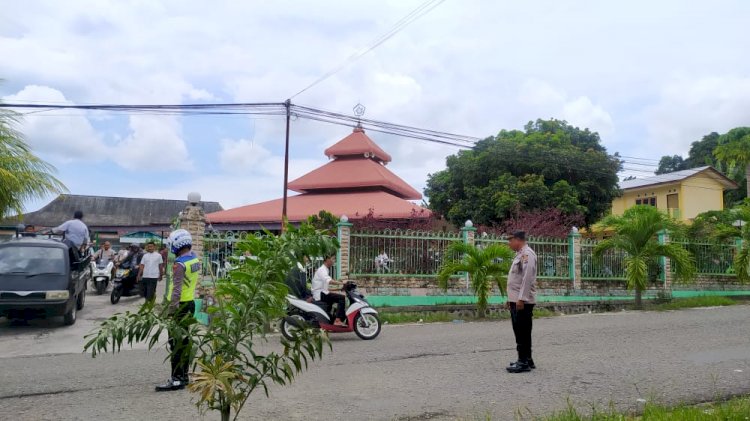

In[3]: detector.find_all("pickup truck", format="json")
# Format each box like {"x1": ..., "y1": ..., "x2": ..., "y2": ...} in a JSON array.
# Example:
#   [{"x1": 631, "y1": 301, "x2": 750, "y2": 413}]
[{"x1": 0, "y1": 237, "x2": 90, "y2": 325}]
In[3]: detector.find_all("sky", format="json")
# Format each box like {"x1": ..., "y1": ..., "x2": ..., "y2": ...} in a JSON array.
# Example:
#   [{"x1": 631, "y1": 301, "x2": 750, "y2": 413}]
[{"x1": 2, "y1": 0, "x2": 750, "y2": 213}]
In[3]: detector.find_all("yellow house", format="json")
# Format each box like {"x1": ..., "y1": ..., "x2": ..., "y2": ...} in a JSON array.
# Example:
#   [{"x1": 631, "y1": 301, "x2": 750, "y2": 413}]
[{"x1": 610, "y1": 166, "x2": 738, "y2": 222}]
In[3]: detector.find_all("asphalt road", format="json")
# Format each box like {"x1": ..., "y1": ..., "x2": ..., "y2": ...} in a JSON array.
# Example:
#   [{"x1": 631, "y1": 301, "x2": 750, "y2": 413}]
[{"x1": 1, "y1": 289, "x2": 749, "y2": 421}]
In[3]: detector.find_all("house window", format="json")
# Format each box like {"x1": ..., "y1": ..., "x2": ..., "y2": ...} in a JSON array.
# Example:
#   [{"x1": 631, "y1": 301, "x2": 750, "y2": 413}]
[{"x1": 636, "y1": 197, "x2": 656, "y2": 207}]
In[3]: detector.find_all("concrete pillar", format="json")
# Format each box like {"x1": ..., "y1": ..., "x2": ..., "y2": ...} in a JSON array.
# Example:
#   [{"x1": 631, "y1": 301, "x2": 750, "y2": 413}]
[
  {"x1": 337, "y1": 216, "x2": 353, "y2": 280},
  {"x1": 179, "y1": 192, "x2": 206, "y2": 261},
  {"x1": 658, "y1": 230, "x2": 672, "y2": 290},
  {"x1": 460, "y1": 220, "x2": 477, "y2": 289},
  {"x1": 568, "y1": 227, "x2": 582, "y2": 289}
]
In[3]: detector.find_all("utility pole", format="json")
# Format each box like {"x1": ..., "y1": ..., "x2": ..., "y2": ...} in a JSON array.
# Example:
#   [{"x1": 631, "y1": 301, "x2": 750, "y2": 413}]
[{"x1": 281, "y1": 99, "x2": 291, "y2": 232}]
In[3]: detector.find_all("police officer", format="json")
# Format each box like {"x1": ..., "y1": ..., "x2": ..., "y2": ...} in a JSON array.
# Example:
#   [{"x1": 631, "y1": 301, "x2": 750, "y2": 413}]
[
  {"x1": 506, "y1": 231, "x2": 538, "y2": 373},
  {"x1": 156, "y1": 229, "x2": 201, "y2": 391}
]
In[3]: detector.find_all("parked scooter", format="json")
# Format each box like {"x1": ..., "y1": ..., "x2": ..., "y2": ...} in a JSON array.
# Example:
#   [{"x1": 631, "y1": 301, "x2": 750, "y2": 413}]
[
  {"x1": 110, "y1": 259, "x2": 140, "y2": 304},
  {"x1": 90, "y1": 258, "x2": 114, "y2": 295},
  {"x1": 281, "y1": 281, "x2": 381, "y2": 340}
]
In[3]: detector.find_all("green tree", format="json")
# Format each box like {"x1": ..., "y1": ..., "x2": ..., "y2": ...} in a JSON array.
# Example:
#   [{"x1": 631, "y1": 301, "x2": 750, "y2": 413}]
[
  {"x1": 437, "y1": 242, "x2": 513, "y2": 317},
  {"x1": 306, "y1": 210, "x2": 339, "y2": 234},
  {"x1": 732, "y1": 202, "x2": 750, "y2": 282},
  {"x1": 425, "y1": 119, "x2": 620, "y2": 227},
  {"x1": 714, "y1": 127, "x2": 750, "y2": 199},
  {"x1": 0, "y1": 108, "x2": 66, "y2": 217},
  {"x1": 686, "y1": 132, "x2": 720, "y2": 167},
  {"x1": 656, "y1": 155, "x2": 688, "y2": 175},
  {"x1": 594, "y1": 206, "x2": 695, "y2": 308},
  {"x1": 84, "y1": 224, "x2": 338, "y2": 421}
]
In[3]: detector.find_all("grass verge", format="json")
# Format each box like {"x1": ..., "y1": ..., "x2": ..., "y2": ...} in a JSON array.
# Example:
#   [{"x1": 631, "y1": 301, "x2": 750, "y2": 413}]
[
  {"x1": 537, "y1": 395, "x2": 750, "y2": 420},
  {"x1": 651, "y1": 296, "x2": 738, "y2": 311},
  {"x1": 381, "y1": 307, "x2": 558, "y2": 324}
]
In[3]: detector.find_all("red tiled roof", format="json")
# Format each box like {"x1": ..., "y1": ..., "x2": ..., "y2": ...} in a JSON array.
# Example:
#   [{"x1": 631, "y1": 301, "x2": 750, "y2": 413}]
[
  {"x1": 324, "y1": 128, "x2": 392, "y2": 163},
  {"x1": 206, "y1": 191, "x2": 429, "y2": 223},
  {"x1": 288, "y1": 158, "x2": 422, "y2": 200}
]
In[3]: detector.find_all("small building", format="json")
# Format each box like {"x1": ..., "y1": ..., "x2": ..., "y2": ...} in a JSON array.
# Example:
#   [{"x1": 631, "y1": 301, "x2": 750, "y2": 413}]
[
  {"x1": 1, "y1": 194, "x2": 223, "y2": 247},
  {"x1": 207, "y1": 127, "x2": 429, "y2": 230},
  {"x1": 610, "y1": 166, "x2": 738, "y2": 222}
]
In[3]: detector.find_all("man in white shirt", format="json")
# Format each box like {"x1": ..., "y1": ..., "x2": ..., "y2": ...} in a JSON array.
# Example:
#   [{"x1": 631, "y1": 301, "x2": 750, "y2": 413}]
[
  {"x1": 137, "y1": 241, "x2": 164, "y2": 303},
  {"x1": 311, "y1": 255, "x2": 346, "y2": 326}
]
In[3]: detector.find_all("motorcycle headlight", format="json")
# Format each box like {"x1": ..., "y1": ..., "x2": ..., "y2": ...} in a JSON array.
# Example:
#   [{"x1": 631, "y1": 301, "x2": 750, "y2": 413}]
[{"x1": 116, "y1": 269, "x2": 125, "y2": 277}]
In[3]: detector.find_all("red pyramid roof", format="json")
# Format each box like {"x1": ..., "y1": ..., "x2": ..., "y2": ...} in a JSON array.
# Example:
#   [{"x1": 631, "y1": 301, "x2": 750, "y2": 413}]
[
  {"x1": 206, "y1": 191, "x2": 429, "y2": 223},
  {"x1": 324, "y1": 128, "x2": 392, "y2": 163},
  {"x1": 288, "y1": 158, "x2": 422, "y2": 200}
]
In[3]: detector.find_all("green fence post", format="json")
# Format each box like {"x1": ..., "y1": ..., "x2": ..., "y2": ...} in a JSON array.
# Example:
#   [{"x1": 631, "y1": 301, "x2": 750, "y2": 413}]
[
  {"x1": 337, "y1": 216, "x2": 353, "y2": 280},
  {"x1": 657, "y1": 229, "x2": 671, "y2": 289},
  {"x1": 568, "y1": 227, "x2": 581, "y2": 289},
  {"x1": 460, "y1": 220, "x2": 477, "y2": 289}
]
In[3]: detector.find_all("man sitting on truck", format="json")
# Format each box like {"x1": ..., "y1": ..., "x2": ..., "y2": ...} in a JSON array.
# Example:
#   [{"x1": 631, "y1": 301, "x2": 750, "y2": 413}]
[{"x1": 52, "y1": 210, "x2": 90, "y2": 264}]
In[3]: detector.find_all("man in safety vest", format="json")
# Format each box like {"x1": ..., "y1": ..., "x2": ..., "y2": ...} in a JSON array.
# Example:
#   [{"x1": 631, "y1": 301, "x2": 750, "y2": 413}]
[{"x1": 156, "y1": 229, "x2": 200, "y2": 392}]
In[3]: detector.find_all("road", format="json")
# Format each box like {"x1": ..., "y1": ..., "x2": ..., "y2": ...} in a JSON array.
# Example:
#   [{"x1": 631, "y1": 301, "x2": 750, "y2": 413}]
[{"x1": 0, "y1": 290, "x2": 748, "y2": 421}]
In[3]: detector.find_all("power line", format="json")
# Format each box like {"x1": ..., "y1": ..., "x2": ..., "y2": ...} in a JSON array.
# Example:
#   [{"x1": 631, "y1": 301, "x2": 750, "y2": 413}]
[
  {"x1": 289, "y1": 0, "x2": 446, "y2": 99},
  {"x1": 0, "y1": 99, "x2": 678, "y2": 166}
]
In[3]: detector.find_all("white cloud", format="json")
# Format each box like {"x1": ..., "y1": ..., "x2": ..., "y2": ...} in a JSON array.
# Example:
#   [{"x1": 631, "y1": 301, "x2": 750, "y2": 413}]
[
  {"x1": 518, "y1": 79, "x2": 615, "y2": 137},
  {"x1": 115, "y1": 115, "x2": 191, "y2": 171},
  {"x1": 2, "y1": 0, "x2": 750, "y2": 209},
  {"x1": 3, "y1": 85, "x2": 106, "y2": 161},
  {"x1": 646, "y1": 75, "x2": 750, "y2": 155},
  {"x1": 219, "y1": 138, "x2": 273, "y2": 175}
]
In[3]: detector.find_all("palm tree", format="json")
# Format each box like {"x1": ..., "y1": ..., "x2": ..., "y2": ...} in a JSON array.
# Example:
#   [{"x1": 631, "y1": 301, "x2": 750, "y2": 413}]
[
  {"x1": 0, "y1": 107, "x2": 66, "y2": 218},
  {"x1": 714, "y1": 127, "x2": 750, "y2": 198},
  {"x1": 595, "y1": 206, "x2": 696, "y2": 308},
  {"x1": 437, "y1": 242, "x2": 514, "y2": 317},
  {"x1": 733, "y1": 203, "x2": 750, "y2": 282}
]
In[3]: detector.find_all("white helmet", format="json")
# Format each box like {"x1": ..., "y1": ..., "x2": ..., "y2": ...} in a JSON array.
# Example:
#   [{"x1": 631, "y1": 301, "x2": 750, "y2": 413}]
[{"x1": 167, "y1": 229, "x2": 192, "y2": 254}]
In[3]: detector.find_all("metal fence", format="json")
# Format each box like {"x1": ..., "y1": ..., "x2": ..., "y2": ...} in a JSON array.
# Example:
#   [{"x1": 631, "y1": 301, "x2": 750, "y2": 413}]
[
  {"x1": 581, "y1": 238, "x2": 627, "y2": 280},
  {"x1": 349, "y1": 229, "x2": 462, "y2": 276},
  {"x1": 457, "y1": 232, "x2": 570, "y2": 279},
  {"x1": 672, "y1": 238, "x2": 737, "y2": 275},
  {"x1": 202, "y1": 231, "x2": 336, "y2": 279}
]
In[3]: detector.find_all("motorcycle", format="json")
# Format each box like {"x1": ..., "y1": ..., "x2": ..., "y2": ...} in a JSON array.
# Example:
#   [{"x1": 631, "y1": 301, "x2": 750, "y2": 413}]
[
  {"x1": 110, "y1": 259, "x2": 141, "y2": 304},
  {"x1": 90, "y1": 259, "x2": 114, "y2": 295},
  {"x1": 281, "y1": 282, "x2": 381, "y2": 340}
]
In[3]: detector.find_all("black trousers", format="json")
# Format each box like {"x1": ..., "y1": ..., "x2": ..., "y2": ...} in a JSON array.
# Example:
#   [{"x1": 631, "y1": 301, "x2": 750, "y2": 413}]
[
  {"x1": 321, "y1": 292, "x2": 346, "y2": 321},
  {"x1": 509, "y1": 302, "x2": 535, "y2": 362},
  {"x1": 169, "y1": 300, "x2": 195, "y2": 381},
  {"x1": 141, "y1": 278, "x2": 157, "y2": 302}
]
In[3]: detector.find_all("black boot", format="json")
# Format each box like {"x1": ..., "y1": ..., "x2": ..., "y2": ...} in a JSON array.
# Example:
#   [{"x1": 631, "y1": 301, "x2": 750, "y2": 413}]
[
  {"x1": 506, "y1": 360, "x2": 531, "y2": 373},
  {"x1": 508, "y1": 359, "x2": 535, "y2": 369},
  {"x1": 155, "y1": 377, "x2": 186, "y2": 392}
]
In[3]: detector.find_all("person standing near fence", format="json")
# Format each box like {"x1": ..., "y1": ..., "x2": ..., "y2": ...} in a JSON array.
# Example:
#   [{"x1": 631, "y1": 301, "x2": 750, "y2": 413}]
[{"x1": 506, "y1": 231, "x2": 537, "y2": 373}]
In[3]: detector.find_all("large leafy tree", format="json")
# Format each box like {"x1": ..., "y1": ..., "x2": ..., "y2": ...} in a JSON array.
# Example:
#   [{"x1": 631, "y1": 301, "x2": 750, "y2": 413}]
[
  {"x1": 84, "y1": 224, "x2": 338, "y2": 421},
  {"x1": 425, "y1": 119, "x2": 621, "y2": 227},
  {"x1": 0, "y1": 108, "x2": 66, "y2": 217},
  {"x1": 656, "y1": 132, "x2": 721, "y2": 174},
  {"x1": 595, "y1": 206, "x2": 695, "y2": 308},
  {"x1": 437, "y1": 242, "x2": 513, "y2": 317},
  {"x1": 714, "y1": 127, "x2": 750, "y2": 199}
]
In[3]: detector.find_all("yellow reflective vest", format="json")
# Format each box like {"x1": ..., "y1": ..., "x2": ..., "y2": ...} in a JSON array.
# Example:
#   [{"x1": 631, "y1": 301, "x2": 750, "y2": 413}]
[{"x1": 168, "y1": 254, "x2": 201, "y2": 303}]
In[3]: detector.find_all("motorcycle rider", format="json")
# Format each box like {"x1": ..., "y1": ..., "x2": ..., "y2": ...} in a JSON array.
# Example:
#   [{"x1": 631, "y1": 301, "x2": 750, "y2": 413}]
[
  {"x1": 93, "y1": 241, "x2": 117, "y2": 278},
  {"x1": 93, "y1": 241, "x2": 115, "y2": 263},
  {"x1": 156, "y1": 229, "x2": 200, "y2": 392},
  {"x1": 311, "y1": 255, "x2": 346, "y2": 326}
]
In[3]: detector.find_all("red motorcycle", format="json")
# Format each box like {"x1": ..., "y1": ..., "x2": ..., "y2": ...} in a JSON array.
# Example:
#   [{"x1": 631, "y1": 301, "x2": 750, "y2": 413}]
[{"x1": 281, "y1": 282, "x2": 381, "y2": 340}]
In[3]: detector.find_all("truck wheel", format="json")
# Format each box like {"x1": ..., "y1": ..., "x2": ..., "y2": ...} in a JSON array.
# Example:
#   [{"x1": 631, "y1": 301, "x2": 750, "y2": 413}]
[
  {"x1": 63, "y1": 300, "x2": 77, "y2": 326},
  {"x1": 76, "y1": 289, "x2": 86, "y2": 310}
]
